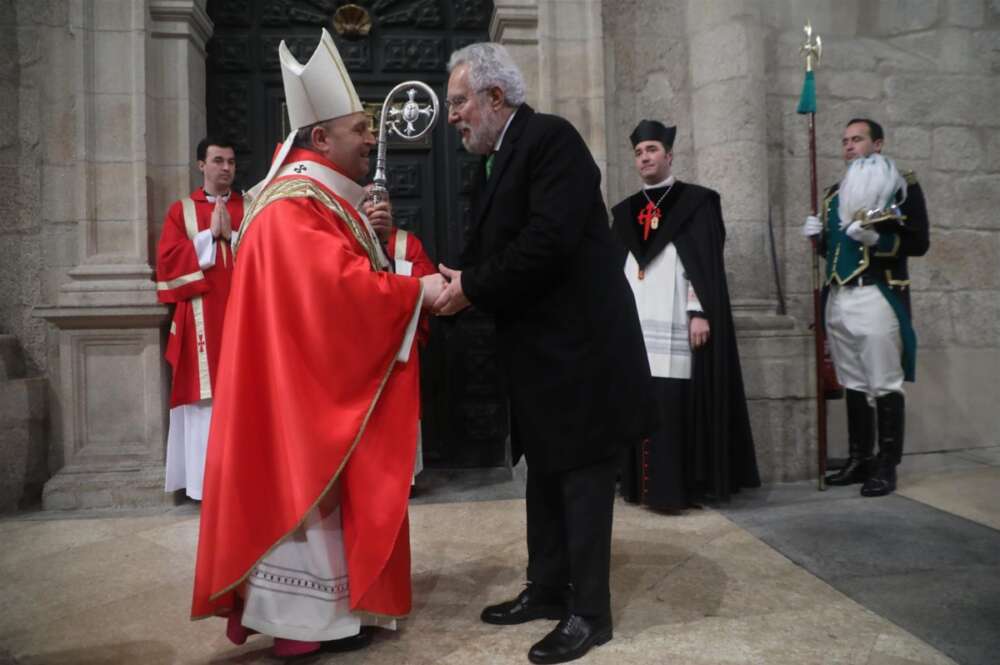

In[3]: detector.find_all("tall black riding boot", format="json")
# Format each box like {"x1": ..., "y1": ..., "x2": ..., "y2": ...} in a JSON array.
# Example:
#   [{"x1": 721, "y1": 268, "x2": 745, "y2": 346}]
[
  {"x1": 861, "y1": 392, "x2": 904, "y2": 497},
  {"x1": 826, "y1": 389, "x2": 875, "y2": 486}
]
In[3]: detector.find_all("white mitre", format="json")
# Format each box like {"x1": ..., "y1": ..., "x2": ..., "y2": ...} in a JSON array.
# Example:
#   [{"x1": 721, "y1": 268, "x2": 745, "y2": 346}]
[
  {"x1": 246, "y1": 29, "x2": 363, "y2": 201},
  {"x1": 281, "y1": 28, "x2": 363, "y2": 130}
]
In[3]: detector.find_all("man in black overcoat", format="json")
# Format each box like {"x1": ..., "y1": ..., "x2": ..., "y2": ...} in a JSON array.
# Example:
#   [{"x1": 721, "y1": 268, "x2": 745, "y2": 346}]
[
  {"x1": 433, "y1": 43, "x2": 652, "y2": 664},
  {"x1": 610, "y1": 120, "x2": 760, "y2": 510}
]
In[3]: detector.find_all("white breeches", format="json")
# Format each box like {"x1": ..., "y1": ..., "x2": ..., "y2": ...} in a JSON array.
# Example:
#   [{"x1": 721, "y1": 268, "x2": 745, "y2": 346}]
[{"x1": 825, "y1": 285, "x2": 904, "y2": 398}]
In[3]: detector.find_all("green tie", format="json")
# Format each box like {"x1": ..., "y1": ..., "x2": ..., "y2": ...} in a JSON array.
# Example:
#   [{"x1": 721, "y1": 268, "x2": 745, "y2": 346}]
[{"x1": 485, "y1": 153, "x2": 496, "y2": 180}]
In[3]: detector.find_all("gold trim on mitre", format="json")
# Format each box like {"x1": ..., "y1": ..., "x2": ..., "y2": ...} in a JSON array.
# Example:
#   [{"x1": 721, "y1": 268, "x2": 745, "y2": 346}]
[{"x1": 279, "y1": 28, "x2": 363, "y2": 131}]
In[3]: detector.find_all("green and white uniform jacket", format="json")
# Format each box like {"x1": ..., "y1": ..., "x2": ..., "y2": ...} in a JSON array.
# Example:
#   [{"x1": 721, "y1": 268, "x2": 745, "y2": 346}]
[{"x1": 819, "y1": 171, "x2": 930, "y2": 381}]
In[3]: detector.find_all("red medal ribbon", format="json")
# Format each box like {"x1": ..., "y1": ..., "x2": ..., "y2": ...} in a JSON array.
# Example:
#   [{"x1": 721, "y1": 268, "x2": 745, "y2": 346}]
[{"x1": 637, "y1": 201, "x2": 660, "y2": 241}]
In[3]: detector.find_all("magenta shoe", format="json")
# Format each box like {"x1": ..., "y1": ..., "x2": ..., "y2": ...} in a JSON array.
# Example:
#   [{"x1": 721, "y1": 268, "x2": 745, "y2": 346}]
[
  {"x1": 225, "y1": 601, "x2": 257, "y2": 645},
  {"x1": 273, "y1": 638, "x2": 321, "y2": 658}
]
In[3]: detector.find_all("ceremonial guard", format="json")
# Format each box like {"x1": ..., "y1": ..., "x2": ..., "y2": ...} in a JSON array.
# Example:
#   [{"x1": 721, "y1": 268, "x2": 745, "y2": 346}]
[
  {"x1": 802, "y1": 118, "x2": 930, "y2": 497},
  {"x1": 611, "y1": 120, "x2": 759, "y2": 510},
  {"x1": 156, "y1": 138, "x2": 243, "y2": 501}
]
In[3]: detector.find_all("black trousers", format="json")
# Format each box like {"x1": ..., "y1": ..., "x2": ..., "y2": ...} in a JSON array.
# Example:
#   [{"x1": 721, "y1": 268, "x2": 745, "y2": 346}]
[{"x1": 525, "y1": 455, "x2": 618, "y2": 617}]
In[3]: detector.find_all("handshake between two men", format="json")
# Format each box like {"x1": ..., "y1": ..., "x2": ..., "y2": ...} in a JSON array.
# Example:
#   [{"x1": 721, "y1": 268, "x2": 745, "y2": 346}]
[
  {"x1": 419, "y1": 269, "x2": 468, "y2": 316},
  {"x1": 361, "y1": 190, "x2": 470, "y2": 318}
]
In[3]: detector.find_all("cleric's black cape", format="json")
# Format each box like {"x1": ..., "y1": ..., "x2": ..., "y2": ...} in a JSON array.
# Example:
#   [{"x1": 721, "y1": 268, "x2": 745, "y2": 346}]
[{"x1": 611, "y1": 181, "x2": 760, "y2": 501}]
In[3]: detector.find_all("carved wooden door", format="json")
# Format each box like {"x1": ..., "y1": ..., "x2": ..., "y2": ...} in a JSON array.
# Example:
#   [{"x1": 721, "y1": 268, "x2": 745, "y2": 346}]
[{"x1": 206, "y1": 0, "x2": 507, "y2": 467}]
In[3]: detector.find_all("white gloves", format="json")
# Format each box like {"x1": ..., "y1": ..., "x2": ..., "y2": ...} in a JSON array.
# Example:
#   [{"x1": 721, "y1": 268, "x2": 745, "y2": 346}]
[
  {"x1": 802, "y1": 215, "x2": 823, "y2": 237},
  {"x1": 802, "y1": 214, "x2": 879, "y2": 246},
  {"x1": 840, "y1": 219, "x2": 880, "y2": 247}
]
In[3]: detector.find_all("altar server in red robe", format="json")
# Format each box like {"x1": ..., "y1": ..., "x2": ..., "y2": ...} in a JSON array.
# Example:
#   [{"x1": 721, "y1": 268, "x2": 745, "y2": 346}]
[
  {"x1": 156, "y1": 137, "x2": 243, "y2": 501},
  {"x1": 363, "y1": 188, "x2": 437, "y2": 482},
  {"x1": 190, "y1": 29, "x2": 445, "y2": 659}
]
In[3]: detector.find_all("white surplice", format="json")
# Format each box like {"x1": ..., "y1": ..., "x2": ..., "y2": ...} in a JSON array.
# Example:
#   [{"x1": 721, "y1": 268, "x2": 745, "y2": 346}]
[{"x1": 624, "y1": 177, "x2": 703, "y2": 379}]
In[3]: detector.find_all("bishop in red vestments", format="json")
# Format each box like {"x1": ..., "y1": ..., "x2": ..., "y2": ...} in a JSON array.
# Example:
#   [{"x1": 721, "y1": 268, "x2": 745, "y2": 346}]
[{"x1": 190, "y1": 30, "x2": 445, "y2": 659}]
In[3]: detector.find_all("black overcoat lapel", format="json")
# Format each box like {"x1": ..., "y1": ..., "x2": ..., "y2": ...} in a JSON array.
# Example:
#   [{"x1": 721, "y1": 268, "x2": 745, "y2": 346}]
[{"x1": 469, "y1": 105, "x2": 534, "y2": 238}]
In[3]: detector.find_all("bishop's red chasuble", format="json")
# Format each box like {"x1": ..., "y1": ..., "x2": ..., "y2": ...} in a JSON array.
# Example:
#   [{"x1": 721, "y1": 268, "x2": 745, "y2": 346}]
[
  {"x1": 191, "y1": 148, "x2": 423, "y2": 621},
  {"x1": 156, "y1": 189, "x2": 244, "y2": 407}
]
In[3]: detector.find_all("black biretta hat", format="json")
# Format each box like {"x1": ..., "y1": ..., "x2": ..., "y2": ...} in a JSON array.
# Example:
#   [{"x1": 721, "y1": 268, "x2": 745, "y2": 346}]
[{"x1": 630, "y1": 120, "x2": 676, "y2": 149}]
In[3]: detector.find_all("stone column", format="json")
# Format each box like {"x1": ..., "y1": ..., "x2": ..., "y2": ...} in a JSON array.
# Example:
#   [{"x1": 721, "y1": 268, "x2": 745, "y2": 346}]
[
  {"x1": 685, "y1": 0, "x2": 772, "y2": 308},
  {"x1": 684, "y1": 0, "x2": 814, "y2": 481},
  {"x1": 33, "y1": 0, "x2": 211, "y2": 509},
  {"x1": 492, "y1": 0, "x2": 608, "y2": 184},
  {"x1": 147, "y1": 0, "x2": 212, "y2": 235}
]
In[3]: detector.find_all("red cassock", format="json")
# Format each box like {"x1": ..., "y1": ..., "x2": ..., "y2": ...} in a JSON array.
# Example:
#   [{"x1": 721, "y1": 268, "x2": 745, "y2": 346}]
[
  {"x1": 155, "y1": 188, "x2": 244, "y2": 407},
  {"x1": 191, "y1": 148, "x2": 423, "y2": 621},
  {"x1": 387, "y1": 227, "x2": 436, "y2": 347}
]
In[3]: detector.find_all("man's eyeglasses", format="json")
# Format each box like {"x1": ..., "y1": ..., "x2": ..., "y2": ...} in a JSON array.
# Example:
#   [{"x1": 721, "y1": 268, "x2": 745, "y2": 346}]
[{"x1": 444, "y1": 88, "x2": 491, "y2": 112}]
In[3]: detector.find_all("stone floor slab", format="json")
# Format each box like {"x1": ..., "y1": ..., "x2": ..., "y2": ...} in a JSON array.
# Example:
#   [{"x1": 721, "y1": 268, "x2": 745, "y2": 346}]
[
  {"x1": 721, "y1": 477, "x2": 1000, "y2": 665},
  {"x1": 0, "y1": 497, "x2": 961, "y2": 665},
  {"x1": 838, "y1": 566, "x2": 1000, "y2": 665},
  {"x1": 953, "y1": 446, "x2": 1000, "y2": 466},
  {"x1": 898, "y1": 467, "x2": 1000, "y2": 531}
]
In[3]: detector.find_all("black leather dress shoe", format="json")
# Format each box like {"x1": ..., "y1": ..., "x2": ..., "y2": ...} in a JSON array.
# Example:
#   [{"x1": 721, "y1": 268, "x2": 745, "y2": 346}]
[
  {"x1": 481, "y1": 585, "x2": 568, "y2": 625},
  {"x1": 528, "y1": 613, "x2": 612, "y2": 664}
]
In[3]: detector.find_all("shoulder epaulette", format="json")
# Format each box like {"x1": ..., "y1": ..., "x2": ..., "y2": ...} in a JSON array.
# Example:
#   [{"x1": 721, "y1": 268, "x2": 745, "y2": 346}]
[{"x1": 902, "y1": 169, "x2": 918, "y2": 186}]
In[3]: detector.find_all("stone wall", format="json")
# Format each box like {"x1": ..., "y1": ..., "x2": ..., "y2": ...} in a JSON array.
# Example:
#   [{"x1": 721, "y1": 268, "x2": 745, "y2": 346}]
[
  {"x1": 0, "y1": 0, "x2": 211, "y2": 510},
  {"x1": 493, "y1": 0, "x2": 609, "y2": 182},
  {"x1": 764, "y1": 0, "x2": 1000, "y2": 453},
  {"x1": 0, "y1": 1, "x2": 54, "y2": 375},
  {"x1": 602, "y1": 0, "x2": 693, "y2": 208}
]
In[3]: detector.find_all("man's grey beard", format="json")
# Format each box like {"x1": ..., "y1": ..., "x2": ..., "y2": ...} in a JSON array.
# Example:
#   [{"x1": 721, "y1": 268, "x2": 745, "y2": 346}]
[
  {"x1": 838, "y1": 153, "x2": 907, "y2": 227},
  {"x1": 461, "y1": 107, "x2": 506, "y2": 155}
]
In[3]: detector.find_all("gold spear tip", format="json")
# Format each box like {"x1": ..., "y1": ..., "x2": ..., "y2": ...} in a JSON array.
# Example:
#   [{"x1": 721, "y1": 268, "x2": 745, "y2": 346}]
[{"x1": 800, "y1": 20, "x2": 822, "y2": 71}]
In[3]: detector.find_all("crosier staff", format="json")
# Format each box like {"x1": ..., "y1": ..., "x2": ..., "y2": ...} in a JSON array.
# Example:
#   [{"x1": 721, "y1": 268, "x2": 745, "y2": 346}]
[{"x1": 797, "y1": 22, "x2": 828, "y2": 491}]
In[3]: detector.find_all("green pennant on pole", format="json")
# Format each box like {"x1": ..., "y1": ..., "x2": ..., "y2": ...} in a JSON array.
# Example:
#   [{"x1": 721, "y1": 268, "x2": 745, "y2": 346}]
[
  {"x1": 796, "y1": 70, "x2": 816, "y2": 114},
  {"x1": 798, "y1": 22, "x2": 821, "y2": 114}
]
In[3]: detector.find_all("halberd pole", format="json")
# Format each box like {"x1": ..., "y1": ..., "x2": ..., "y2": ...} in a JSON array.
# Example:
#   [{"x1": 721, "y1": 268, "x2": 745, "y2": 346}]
[{"x1": 797, "y1": 22, "x2": 827, "y2": 491}]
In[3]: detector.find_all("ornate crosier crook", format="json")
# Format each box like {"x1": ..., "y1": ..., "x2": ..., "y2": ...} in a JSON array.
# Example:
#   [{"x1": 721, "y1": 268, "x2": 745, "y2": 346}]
[{"x1": 369, "y1": 82, "x2": 441, "y2": 205}]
